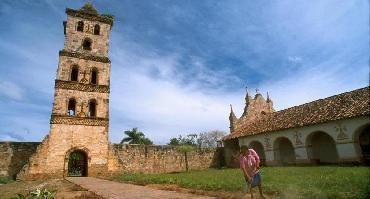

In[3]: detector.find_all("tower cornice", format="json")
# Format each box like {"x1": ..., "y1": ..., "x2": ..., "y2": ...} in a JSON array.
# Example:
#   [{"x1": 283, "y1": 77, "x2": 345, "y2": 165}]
[
  {"x1": 59, "y1": 50, "x2": 111, "y2": 63},
  {"x1": 66, "y1": 8, "x2": 114, "y2": 26},
  {"x1": 55, "y1": 80, "x2": 110, "y2": 93},
  {"x1": 50, "y1": 114, "x2": 109, "y2": 126}
]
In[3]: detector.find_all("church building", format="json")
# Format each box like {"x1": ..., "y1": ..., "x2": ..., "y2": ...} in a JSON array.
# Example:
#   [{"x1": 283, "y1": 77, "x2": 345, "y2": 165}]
[{"x1": 223, "y1": 87, "x2": 370, "y2": 167}]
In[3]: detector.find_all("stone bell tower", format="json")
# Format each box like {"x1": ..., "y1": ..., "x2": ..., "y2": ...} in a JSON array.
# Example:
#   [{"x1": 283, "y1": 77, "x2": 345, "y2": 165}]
[{"x1": 17, "y1": 3, "x2": 118, "y2": 180}]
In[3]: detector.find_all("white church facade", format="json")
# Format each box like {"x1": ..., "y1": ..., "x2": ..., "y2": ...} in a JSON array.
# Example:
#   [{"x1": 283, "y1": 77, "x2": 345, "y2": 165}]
[{"x1": 223, "y1": 87, "x2": 370, "y2": 167}]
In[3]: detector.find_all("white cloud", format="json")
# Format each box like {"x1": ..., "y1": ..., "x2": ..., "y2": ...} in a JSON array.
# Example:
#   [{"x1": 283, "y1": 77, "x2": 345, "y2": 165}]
[
  {"x1": 287, "y1": 56, "x2": 302, "y2": 63},
  {"x1": 109, "y1": 42, "x2": 242, "y2": 144},
  {"x1": 257, "y1": 59, "x2": 368, "y2": 111},
  {"x1": 0, "y1": 132, "x2": 25, "y2": 142},
  {"x1": 0, "y1": 81, "x2": 23, "y2": 101}
]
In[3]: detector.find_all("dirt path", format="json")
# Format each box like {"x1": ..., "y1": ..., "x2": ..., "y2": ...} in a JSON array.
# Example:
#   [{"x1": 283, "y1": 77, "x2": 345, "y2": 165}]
[{"x1": 66, "y1": 177, "x2": 215, "y2": 199}]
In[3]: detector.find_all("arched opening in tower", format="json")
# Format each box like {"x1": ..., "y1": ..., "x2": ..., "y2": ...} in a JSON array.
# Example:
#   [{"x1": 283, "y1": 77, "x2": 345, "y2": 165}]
[
  {"x1": 77, "y1": 21, "x2": 84, "y2": 32},
  {"x1": 70, "y1": 65, "x2": 79, "y2": 81},
  {"x1": 88, "y1": 100, "x2": 97, "y2": 117},
  {"x1": 67, "y1": 98, "x2": 76, "y2": 116},
  {"x1": 82, "y1": 38, "x2": 92, "y2": 50},
  {"x1": 94, "y1": 24, "x2": 100, "y2": 35},
  {"x1": 91, "y1": 68, "x2": 98, "y2": 84}
]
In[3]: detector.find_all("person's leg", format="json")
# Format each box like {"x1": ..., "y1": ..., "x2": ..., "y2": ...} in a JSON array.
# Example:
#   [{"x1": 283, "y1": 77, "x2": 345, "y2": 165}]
[
  {"x1": 244, "y1": 177, "x2": 249, "y2": 193},
  {"x1": 250, "y1": 186, "x2": 253, "y2": 199},
  {"x1": 258, "y1": 185, "x2": 265, "y2": 198},
  {"x1": 256, "y1": 173, "x2": 265, "y2": 198}
]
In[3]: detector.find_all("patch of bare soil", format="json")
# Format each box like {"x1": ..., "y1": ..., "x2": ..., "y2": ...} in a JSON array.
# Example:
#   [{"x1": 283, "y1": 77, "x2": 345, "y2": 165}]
[
  {"x1": 0, "y1": 179, "x2": 104, "y2": 199},
  {"x1": 123, "y1": 182, "x2": 273, "y2": 199},
  {"x1": 146, "y1": 184, "x2": 242, "y2": 199}
]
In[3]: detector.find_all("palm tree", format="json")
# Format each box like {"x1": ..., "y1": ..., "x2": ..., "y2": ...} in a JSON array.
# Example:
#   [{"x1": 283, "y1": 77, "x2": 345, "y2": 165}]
[{"x1": 120, "y1": 128, "x2": 152, "y2": 145}]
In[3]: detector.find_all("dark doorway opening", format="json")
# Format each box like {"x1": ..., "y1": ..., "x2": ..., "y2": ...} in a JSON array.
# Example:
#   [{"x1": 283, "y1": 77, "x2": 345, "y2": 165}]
[
  {"x1": 67, "y1": 150, "x2": 88, "y2": 177},
  {"x1": 307, "y1": 131, "x2": 338, "y2": 164},
  {"x1": 274, "y1": 137, "x2": 296, "y2": 165},
  {"x1": 359, "y1": 125, "x2": 370, "y2": 165}
]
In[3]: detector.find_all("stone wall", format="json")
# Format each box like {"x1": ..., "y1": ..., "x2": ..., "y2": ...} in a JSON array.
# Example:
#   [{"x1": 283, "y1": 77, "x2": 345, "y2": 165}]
[
  {"x1": 0, "y1": 142, "x2": 40, "y2": 179},
  {"x1": 111, "y1": 144, "x2": 221, "y2": 174},
  {"x1": 1, "y1": 142, "x2": 222, "y2": 179}
]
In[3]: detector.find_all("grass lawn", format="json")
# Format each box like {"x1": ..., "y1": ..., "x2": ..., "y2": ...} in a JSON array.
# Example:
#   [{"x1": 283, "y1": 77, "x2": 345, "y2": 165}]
[{"x1": 113, "y1": 166, "x2": 370, "y2": 198}]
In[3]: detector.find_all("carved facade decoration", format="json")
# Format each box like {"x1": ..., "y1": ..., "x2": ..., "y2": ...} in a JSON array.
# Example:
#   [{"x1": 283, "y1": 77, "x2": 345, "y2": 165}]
[
  {"x1": 294, "y1": 130, "x2": 303, "y2": 145},
  {"x1": 77, "y1": 102, "x2": 87, "y2": 117},
  {"x1": 55, "y1": 80, "x2": 109, "y2": 93},
  {"x1": 50, "y1": 114, "x2": 108, "y2": 126},
  {"x1": 59, "y1": 50, "x2": 110, "y2": 63},
  {"x1": 80, "y1": 71, "x2": 89, "y2": 84},
  {"x1": 335, "y1": 123, "x2": 349, "y2": 140},
  {"x1": 264, "y1": 136, "x2": 271, "y2": 149}
]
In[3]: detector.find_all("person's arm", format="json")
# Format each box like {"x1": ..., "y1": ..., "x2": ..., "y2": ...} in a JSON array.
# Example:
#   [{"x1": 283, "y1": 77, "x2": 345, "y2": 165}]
[
  {"x1": 252, "y1": 156, "x2": 257, "y2": 174},
  {"x1": 243, "y1": 167, "x2": 251, "y2": 182},
  {"x1": 241, "y1": 158, "x2": 251, "y2": 182}
]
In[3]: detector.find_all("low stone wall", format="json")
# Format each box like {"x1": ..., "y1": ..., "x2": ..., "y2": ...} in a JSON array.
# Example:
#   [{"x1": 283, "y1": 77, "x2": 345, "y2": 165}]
[
  {"x1": 111, "y1": 144, "x2": 221, "y2": 174},
  {"x1": 0, "y1": 142, "x2": 222, "y2": 179},
  {"x1": 0, "y1": 142, "x2": 40, "y2": 179}
]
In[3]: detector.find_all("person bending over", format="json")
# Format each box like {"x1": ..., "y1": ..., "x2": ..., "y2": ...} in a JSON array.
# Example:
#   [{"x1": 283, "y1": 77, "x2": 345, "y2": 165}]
[{"x1": 240, "y1": 145, "x2": 265, "y2": 199}]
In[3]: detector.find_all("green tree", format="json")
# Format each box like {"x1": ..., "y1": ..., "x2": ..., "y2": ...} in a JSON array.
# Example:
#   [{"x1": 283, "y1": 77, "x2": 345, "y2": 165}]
[
  {"x1": 169, "y1": 134, "x2": 197, "y2": 146},
  {"x1": 168, "y1": 138, "x2": 180, "y2": 145},
  {"x1": 141, "y1": 137, "x2": 153, "y2": 145},
  {"x1": 176, "y1": 144, "x2": 195, "y2": 171},
  {"x1": 120, "y1": 128, "x2": 152, "y2": 145},
  {"x1": 197, "y1": 130, "x2": 226, "y2": 148}
]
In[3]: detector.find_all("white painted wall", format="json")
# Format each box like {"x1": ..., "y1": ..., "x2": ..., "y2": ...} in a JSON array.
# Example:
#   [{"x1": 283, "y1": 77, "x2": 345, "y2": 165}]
[{"x1": 238, "y1": 116, "x2": 370, "y2": 165}]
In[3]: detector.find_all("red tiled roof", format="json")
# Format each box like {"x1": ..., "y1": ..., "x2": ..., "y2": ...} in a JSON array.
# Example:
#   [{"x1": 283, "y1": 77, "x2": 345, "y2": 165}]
[{"x1": 223, "y1": 87, "x2": 370, "y2": 140}]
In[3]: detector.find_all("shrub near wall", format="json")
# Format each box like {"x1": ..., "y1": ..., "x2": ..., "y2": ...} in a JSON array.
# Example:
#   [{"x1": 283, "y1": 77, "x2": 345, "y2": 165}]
[{"x1": 112, "y1": 144, "x2": 221, "y2": 173}]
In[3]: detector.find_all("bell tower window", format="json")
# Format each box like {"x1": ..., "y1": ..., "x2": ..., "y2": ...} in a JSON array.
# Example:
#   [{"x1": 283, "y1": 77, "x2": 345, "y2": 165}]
[
  {"x1": 91, "y1": 68, "x2": 98, "y2": 84},
  {"x1": 67, "y1": 98, "x2": 76, "y2": 116},
  {"x1": 70, "y1": 65, "x2": 79, "y2": 81},
  {"x1": 77, "y1": 21, "x2": 84, "y2": 32},
  {"x1": 82, "y1": 38, "x2": 92, "y2": 50},
  {"x1": 94, "y1": 24, "x2": 100, "y2": 35},
  {"x1": 88, "y1": 100, "x2": 97, "y2": 117}
]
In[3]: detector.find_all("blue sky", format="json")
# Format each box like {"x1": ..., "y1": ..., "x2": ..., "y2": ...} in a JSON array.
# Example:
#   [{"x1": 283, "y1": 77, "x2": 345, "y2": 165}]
[{"x1": 0, "y1": 0, "x2": 368, "y2": 144}]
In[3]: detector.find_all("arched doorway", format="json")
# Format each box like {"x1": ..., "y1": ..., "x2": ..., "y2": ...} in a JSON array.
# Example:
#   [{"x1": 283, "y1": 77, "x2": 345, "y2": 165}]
[
  {"x1": 249, "y1": 141, "x2": 266, "y2": 166},
  {"x1": 306, "y1": 131, "x2": 338, "y2": 164},
  {"x1": 67, "y1": 150, "x2": 88, "y2": 177},
  {"x1": 358, "y1": 125, "x2": 370, "y2": 165},
  {"x1": 274, "y1": 137, "x2": 295, "y2": 165},
  {"x1": 223, "y1": 139, "x2": 240, "y2": 168}
]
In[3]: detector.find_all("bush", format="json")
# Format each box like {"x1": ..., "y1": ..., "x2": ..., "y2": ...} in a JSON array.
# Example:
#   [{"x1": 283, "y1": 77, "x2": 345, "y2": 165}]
[
  {"x1": 11, "y1": 188, "x2": 56, "y2": 199},
  {"x1": 0, "y1": 177, "x2": 13, "y2": 184}
]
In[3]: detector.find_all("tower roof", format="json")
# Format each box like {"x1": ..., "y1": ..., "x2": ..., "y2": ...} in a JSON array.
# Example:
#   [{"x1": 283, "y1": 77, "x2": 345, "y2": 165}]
[
  {"x1": 79, "y1": 3, "x2": 99, "y2": 15},
  {"x1": 266, "y1": 92, "x2": 272, "y2": 102},
  {"x1": 229, "y1": 104, "x2": 237, "y2": 121},
  {"x1": 65, "y1": 3, "x2": 114, "y2": 26}
]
